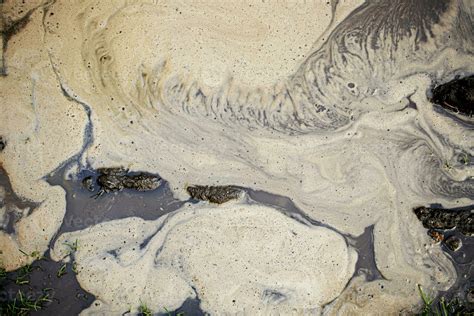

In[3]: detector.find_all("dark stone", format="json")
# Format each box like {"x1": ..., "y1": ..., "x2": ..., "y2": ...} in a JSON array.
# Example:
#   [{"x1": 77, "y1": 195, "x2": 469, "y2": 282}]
[
  {"x1": 413, "y1": 206, "x2": 473, "y2": 236},
  {"x1": 120, "y1": 174, "x2": 161, "y2": 191},
  {"x1": 95, "y1": 167, "x2": 161, "y2": 197},
  {"x1": 430, "y1": 75, "x2": 474, "y2": 117},
  {"x1": 444, "y1": 235, "x2": 461, "y2": 252},
  {"x1": 0, "y1": 137, "x2": 5, "y2": 152},
  {"x1": 187, "y1": 185, "x2": 242, "y2": 204},
  {"x1": 82, "y1": 176, "x2": 95, "y2": 192},
  {"x1": 427, "y1": 229, "x2": 444, "y2": 243},
  {"x1": 468, "y1": 287, "x2": 474, "y2": 304}
]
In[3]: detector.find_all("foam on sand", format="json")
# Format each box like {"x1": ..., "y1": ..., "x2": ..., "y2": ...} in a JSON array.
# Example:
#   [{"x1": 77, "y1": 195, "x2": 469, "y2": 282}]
[{"x1": 52, "y1": 203, "x2": 357, "y2": 314}]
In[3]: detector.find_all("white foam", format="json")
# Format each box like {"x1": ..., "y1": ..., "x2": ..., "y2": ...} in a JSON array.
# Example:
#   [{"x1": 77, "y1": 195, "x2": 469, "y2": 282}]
[{"x1": 52, "y1": 202, "x2": 357, "y2": 314}]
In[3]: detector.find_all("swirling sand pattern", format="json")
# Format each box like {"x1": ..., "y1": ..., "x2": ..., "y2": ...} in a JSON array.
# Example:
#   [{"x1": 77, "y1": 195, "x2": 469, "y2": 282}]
[{"x1": 1, "y1": 0, "x2": 473, "y2": 314}]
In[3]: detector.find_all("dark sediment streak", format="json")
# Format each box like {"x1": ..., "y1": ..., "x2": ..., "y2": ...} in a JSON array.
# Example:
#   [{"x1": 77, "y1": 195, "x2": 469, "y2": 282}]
[{"x1": 0, "y1": 167, "x2": 40, "y2": 235}]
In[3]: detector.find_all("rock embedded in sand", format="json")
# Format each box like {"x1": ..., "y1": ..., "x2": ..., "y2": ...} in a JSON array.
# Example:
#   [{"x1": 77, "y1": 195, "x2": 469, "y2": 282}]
[
  {"x1": 428, "y1": 229, "x2": 445, "y2": 243},
  {"x1": 81, "y1": 176, "x2": 95, "y2": 192},
  {"x1": 430, "y1": 75, "x2": 473, "y2": 116},
  {"x1": 95, "y1": 167, "x2": 161, "y2": 196},
  {"x1": 414, "y1": 206, "x2": 473, "y2": 237},
  {"x1": 444, "y1": 235, "x2": 462, "y2": 251},
  {"x1": 186, "y1": 185, "x2": 242, "y2": 204}
]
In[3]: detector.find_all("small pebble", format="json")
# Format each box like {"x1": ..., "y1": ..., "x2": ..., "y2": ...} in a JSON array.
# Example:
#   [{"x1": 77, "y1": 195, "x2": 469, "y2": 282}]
[
  {"x1": 82, "y1": 176, "x2": 95, "y2": 192},
  {"x1": 444, "y1": 235, "x2": 461, "y2": 252},
  {"x1": 427, "y1": 230, "x2": 444, "y2": 243}
]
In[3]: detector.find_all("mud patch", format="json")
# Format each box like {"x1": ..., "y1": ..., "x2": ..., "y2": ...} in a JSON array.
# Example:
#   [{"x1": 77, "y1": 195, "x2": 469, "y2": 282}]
[
  {"x1": 94, "y1": 167, "x2": 161, "y2": 197},
  {"x1": 0, "y1": 255, "x2": 93, "y2": 316},
  {"x1": 414, "y1": 206, "x2": 473, "y2": 236},
  {"x1": 186, "y1": 185, "x2": 242, "y2": 204},
  {"x1": 430, "y1": 75, "x2": 473, "y2": 117}
]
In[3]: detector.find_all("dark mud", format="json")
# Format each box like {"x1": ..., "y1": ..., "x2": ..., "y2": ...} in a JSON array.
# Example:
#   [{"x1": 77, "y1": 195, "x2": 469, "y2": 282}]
[
  {"x1": 445, "y1": 235, "x2": 462, "y2": 252},
  {"x1": 414, "y1": 206, "x2": 473, "y2": 236},
  {"x1": 430, "y1": 75, "x2": 474, "y2": 117},
  {"x1": 429, "y1": 230, "x2": 474, "y2": 313},
  {"x1": 413, "y1": 205, "x2": 474, "y2": 312},
  {"x1": 186, "y1": 185, "x2": 242, "y2": 204},
  {"x1": 48, "y1": 169, "x2": 183, "y2": 235},
  {"x1": 94, "y1": 167, "x2": 161, "y2": 197},
  {"x1": 1, "y1": 255, "x2": 201, "y2": 316},
  {"x1": 0, "y1": 256, "x2": 93, "y2": 315}
]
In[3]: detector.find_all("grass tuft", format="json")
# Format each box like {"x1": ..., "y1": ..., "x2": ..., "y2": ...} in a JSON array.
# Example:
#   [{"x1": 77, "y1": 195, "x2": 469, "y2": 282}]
[
  {"x1": 417, "y1": 285, "x2": 469, "y2": 316},
  {"x1": 138, "y1": 302, "x2": 152, "y2": 316},
  {"x1": 0, "y1": 289, "x2": 52, "y2": 316},
  {"x1": 64, "y1": 239, "x2": 79, "y2": 255},
  {"x1": 57, "y1": 263, "x2": 67, "y2": 278},
  {"x1": 15, "y1": 265, "x2": 33, "y2": 285}
]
